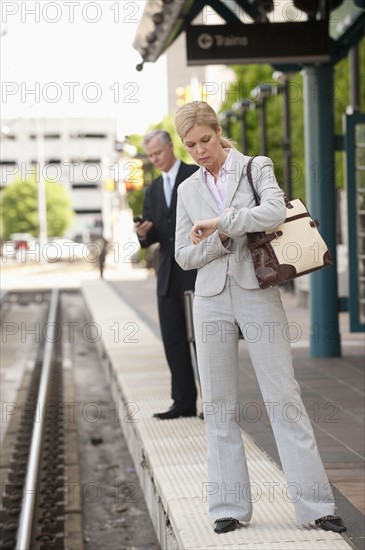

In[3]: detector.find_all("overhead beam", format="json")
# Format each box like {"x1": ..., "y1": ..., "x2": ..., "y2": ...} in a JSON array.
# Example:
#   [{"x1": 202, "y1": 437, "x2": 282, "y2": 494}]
[
  {"x1": 133, "y1": 0, "x2": 195, "y2": 63},
  {"x1": 132, "y1": 0, "x2": 260, "y2": 66}
]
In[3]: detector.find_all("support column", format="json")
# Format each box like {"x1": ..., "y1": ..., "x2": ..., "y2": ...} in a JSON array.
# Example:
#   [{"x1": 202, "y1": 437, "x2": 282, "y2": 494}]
[{"x1": 303, "y1": 64, "x2": 341, "y2": 357}]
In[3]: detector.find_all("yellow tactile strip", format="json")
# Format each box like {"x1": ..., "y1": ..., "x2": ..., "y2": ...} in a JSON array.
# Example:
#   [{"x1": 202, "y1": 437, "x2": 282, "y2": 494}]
[{"x1": 82, "y1": 280, "x2": 352, "y2": 550}]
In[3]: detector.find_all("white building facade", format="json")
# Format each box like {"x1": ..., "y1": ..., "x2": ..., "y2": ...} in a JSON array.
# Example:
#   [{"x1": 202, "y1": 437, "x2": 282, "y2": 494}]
[{"x1": 1, "y1": 117, "x2": 117, "y2": 241}]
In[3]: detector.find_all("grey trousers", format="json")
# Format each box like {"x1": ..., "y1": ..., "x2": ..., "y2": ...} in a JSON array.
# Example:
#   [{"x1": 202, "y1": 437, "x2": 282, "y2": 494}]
[{"x1": 193, "y1": 276, "x2": 335, "y2": 524}]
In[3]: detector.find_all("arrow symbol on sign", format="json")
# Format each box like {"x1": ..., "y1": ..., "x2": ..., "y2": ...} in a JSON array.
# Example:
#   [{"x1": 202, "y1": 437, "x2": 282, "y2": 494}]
[{"x1": 198, "y1": 33, "x2": 214, "y2": 49}]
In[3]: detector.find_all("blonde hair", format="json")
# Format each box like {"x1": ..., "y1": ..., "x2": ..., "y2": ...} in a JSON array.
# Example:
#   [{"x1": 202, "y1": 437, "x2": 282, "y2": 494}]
[{"x1": 175, "y1": 100, "x2": 234, "y2": 149}]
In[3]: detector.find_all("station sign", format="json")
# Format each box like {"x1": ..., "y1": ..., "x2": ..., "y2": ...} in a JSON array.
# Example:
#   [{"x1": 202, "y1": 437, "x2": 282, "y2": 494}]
[{"x1": 186, "y1": 21, "x2": 331, "y2": 65}]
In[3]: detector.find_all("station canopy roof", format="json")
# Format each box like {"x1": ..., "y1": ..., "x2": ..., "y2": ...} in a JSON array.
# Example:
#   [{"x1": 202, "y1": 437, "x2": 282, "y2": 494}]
[{"x1": 132, "y1": 0, "x2": 365, "y2": 70}]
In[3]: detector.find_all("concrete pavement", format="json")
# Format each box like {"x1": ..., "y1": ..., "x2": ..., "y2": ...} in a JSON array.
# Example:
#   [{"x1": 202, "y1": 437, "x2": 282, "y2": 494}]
[
  {"x1": 2, "y1": 259, "x2": 364, "y2": 548},
  {"x1": 108, "y1": 276, "x2": 365, "y2": 546}
]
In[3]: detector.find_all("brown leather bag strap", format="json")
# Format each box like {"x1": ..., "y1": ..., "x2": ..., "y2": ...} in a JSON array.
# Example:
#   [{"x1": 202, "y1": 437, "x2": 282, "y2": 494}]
[
  {"x1": 247, "y1": 156, "x2": 290, "y2": 208},
  {"x1": 246, "y1": 156, "x2": 260, "y2": 206},
  {"x1": 247, "y1": 230, "x2": 283, "y2": 250}
]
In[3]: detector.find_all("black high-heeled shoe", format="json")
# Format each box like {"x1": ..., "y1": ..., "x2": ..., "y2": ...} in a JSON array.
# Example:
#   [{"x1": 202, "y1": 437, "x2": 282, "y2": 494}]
[
  {"x1": 315, "y1": 515, "x2": 346, "y2": 533},
  {"x1": 214, "y1": 517, "x2": 239, "y2": 534}
]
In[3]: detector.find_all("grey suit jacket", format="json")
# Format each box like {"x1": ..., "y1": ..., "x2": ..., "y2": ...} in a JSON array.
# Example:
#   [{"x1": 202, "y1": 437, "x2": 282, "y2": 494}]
[{"x1": 175, "y1": 150, "x2": 286, "y2": 296}]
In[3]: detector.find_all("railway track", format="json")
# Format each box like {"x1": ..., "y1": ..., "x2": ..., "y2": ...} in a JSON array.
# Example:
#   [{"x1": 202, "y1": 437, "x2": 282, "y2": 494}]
[
  {"x1": 0, "y1": 290, "x2": 82, "y2": 550},
  {"x1": 1, "y1": 288, "x2": 159, "y2": 550}
]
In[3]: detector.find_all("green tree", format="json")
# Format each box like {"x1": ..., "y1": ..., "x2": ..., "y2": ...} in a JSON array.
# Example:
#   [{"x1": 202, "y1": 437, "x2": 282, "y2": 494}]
[
  {"x1": 125, "y1": 121, "x2": 193, "y2": 216},
  {"x1": 121, "y1": 135, "x2": 148, "y2": 217},
  {"x1": 1, "y1": 176, "x2": 74, "y2": 239},
  {"x1": 150, "y1": 114, "x2": 193, "y2": 165},
  {"x1": 220, "y1": 64, "x2": 306, "y2": 199},
  {"x1": 218, "y1": 37, "x2": 364, "y2": 199}
]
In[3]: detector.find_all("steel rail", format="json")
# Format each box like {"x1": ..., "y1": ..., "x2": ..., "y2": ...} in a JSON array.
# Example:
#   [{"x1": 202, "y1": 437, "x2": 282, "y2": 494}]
[
  {"x1": 0, "y1": 290, "x2": 9, "y2": 305},
  {"x1": 15, "y1": 289, "x2": 60, "y2": 550}
]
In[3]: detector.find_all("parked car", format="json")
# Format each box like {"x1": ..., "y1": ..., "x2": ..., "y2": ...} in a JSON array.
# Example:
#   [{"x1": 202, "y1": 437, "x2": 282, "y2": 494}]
[
  {"x1": 44, "y1": 238, "x2": 87, "y2": 263},
  {"x1": 9, "y1": 233, "x2": 37, "y2": 262}
]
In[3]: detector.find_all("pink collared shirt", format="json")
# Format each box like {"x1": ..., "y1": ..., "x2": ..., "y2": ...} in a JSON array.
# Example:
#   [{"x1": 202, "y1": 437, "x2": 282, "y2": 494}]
[
  {"x1": 203, "y1": 148, "x2": 234, "y2": 210},
  {"x1": 203, "y1": 148, "x2": 234, "y2": 274}
]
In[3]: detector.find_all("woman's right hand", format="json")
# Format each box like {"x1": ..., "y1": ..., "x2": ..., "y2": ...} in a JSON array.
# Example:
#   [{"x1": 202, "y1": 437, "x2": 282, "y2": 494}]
[{"x1": 190, "y1": 217, "x2": 220, "y2": 244}]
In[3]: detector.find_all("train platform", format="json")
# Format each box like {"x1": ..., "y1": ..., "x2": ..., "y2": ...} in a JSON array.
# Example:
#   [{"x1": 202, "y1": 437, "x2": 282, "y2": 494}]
[{"x1": 81, "y1": 273, "x2": 365, "y2": 550}]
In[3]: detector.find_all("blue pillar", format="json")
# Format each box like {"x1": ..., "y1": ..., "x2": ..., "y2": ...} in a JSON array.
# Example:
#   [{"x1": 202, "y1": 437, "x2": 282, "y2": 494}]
[{"x1": 303, "y1": 64, "x2": 341, "y2": 357}]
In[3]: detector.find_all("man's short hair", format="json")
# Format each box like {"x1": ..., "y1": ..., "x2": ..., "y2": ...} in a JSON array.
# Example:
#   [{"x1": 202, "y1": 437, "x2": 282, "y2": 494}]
[{"x1": 142, "y1": 130, "x2": 172, "y2": 148}]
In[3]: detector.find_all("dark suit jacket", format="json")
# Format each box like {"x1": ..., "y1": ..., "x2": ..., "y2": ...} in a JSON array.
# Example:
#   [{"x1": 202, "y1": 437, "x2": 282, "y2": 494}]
[{"x1": 139, "y1": 161, "x2": 198, "y2": 296}]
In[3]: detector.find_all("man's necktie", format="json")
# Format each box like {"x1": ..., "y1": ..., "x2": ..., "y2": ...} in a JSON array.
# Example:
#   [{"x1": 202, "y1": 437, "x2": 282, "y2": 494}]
[{"x1": 164, "y1": 174, "x2": 173, "y2": 207}]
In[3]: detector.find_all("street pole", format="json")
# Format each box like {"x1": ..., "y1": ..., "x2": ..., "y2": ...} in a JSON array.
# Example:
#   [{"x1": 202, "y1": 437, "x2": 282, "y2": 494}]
[
  {"x1": 233, "y1": 99, "x2": 255, "y2": 156},
  {"x1": 303, "y1": 64, "x2": 341, "y2": 357},
  {"x1": 251, "y1": 85, "x2": 269, "y2": 157},
  {"x1": 282, "y1": 77, "x2": 292, "y2": 200},
  {"x1": 225, "y1": 111, "x2": 234, "y2": 139},
  {"x1": 273, "y1": 72, "x2": 294, "y2": 200},
  {"x1": 259, "y1": 97, "x2": 268, "y2": 156},
  {"x1": 240, "y1": 110, "x2": 247, "y2": 153},
  {"x1": 36, "y1": 118, "x2": 48, "y2": 262},
  {"x1": 349, "y1": 45, "x2": 360, "y2": 113}
]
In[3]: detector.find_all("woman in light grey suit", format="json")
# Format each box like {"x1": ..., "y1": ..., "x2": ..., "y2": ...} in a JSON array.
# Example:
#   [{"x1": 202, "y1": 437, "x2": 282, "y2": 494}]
[{"x1": 174, "y1": 101, "x2": 346, "y2": 535}]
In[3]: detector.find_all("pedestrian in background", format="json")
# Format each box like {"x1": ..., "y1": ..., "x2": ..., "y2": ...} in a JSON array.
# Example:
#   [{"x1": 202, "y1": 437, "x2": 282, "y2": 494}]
[
  {"x1": 97, "y1": 236, "x2": 109, "y2": 279},
  {"x1": 135, "y1": 130, "x2": 199, "y2": 420},
  {"x1": 174, "y1": 100, "x2": 346, "y2": 535}
]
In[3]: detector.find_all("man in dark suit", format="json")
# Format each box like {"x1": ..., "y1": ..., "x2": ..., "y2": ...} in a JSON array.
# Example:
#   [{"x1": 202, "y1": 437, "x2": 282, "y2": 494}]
[{"x1": 135, "y1": 130, "x2": 198, "y2": 419}]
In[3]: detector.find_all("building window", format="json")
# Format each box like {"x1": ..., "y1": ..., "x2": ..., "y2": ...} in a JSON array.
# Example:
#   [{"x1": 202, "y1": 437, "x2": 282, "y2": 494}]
[
  {"x1": 70, "y1": 158, "x2": 101, "y2": 164},
  {"x1": 74, "y1": 209, "x2": 102, "y2": 214},
  {"x1": 29, "y1": 134, "x2": 61, "y2": 139},
  {"x1": 70, "y1": 133, "x2": 107, "y2": 139},
  {"x1": 72, "y1": 183, "x2": 99, "y2": 189}
]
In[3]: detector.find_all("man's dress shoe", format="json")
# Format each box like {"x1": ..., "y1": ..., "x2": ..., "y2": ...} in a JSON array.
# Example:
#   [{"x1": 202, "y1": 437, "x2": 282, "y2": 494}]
[
  {"x1": 315, "y1": 515, "x2": 346, "y2": 533},
  {"x1": 153, "y1": 404, "x2": 196, "y2": 420},
  {"x1": 214, "y1": 518, "x2": 239, "y2": 534}
]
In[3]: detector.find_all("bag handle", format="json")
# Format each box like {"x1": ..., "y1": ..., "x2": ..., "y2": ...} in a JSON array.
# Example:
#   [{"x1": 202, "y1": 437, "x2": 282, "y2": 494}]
[
  {"x1": 247, "y1": 156, "x2": 289, "y2": 207},
  {"x1": 246, "y1": 156, "x2": 260, "y2": 206}
]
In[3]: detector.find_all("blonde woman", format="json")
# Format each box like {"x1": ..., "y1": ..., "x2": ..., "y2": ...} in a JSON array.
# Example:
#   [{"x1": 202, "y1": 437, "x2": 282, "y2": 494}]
[{"x1": 174, "y1": 100, "x2": 346, "y2": 535}]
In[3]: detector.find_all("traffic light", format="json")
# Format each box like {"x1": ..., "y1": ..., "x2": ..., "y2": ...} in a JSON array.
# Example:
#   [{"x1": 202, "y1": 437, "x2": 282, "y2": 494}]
[
  {"x1": 176, "y1": 86, "x2": 191, "y2": 108},
  {"x1": 124, "y1": 159, "x2": 144, "y2": 191},
  {"x1": 103, "y1": 177, "x2": 115, "y2": 192}
]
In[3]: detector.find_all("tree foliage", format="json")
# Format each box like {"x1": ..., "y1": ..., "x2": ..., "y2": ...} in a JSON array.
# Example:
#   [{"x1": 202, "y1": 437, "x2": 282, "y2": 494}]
[
  {"x1": 219, "y1": 37, "x2": 364, "y2": 200},
  {"x1": 125, "y1": 123, "x2": 194, "y2": 217},
  {"x1": 1, "y1": 176, "x2": 74, "y2": 239}
]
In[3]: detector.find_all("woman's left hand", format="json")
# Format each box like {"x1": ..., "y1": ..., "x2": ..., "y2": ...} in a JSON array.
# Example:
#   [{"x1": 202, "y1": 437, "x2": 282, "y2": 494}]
[{"x1": 190, "y1": 217, "x2": 220, "y2": 244}]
